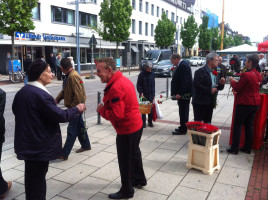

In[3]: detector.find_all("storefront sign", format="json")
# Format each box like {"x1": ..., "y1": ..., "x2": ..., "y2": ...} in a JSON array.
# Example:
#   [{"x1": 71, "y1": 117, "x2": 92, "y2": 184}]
[{"x1": 15, "y1": 32, "x2": 65, "y2": 41}]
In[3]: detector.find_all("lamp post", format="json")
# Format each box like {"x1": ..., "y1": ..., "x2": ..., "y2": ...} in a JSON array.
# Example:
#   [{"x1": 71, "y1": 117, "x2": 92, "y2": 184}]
[{"x1": 67, "y1": 0, "x2": 93, "y2": 74}]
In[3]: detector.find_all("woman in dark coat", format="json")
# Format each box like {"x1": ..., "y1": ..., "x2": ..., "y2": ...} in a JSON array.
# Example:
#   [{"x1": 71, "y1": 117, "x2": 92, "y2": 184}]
[
  {"x1": 0, "y1": 88, "x2": 12, "y2": 199},
  {"x1": 137, "y1": 61, "x2": 155, "y2": 128},
  {"x1": 12, "y1": 59, "x2": 86, "y2": 200},
  {"x1": 227, "y1": 54, "x2": 262, "y2": 154}
]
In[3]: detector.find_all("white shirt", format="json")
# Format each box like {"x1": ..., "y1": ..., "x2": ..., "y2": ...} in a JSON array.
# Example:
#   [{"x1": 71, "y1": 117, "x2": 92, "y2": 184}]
[{"x1": 28, "y1": 81, "x2": 51, "y2": 95}]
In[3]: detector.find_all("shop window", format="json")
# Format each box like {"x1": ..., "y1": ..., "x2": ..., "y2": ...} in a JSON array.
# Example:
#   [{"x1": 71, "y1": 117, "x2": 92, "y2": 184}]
[
  {"x1": 32, "y1": 3, "x2": 40, "y2": 20},
  {"x1": 81, "y1": 48, "x2": 86, "y2": 63},
  {"x1": 51, "y1": 6, "x2": 75, "y2": 25}
]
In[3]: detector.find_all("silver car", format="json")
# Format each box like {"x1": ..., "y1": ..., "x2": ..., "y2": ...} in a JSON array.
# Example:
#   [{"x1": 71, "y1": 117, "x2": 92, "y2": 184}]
[{"x1": 152, "y1": 60, "x2": 175, "y2": 77}]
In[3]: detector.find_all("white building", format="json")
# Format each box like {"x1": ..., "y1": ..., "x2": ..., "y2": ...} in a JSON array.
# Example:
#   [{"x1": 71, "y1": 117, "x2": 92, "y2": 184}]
[{"x1": 0, "y1": 0, "x2": 201, "y2": 74}]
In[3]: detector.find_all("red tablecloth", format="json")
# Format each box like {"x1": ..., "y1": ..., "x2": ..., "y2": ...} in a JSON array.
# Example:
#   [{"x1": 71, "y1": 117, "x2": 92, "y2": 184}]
[{"x1": 229, "y1": 93, "x2": 268, "y2": 150}]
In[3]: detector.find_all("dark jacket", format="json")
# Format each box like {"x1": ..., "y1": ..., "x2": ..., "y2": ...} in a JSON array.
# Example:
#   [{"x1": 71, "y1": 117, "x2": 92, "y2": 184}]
[
  {"x1": 171, "y1": 59, "x2": 193, "y2": 98},
  {"x1": 12, "y1": 85, "x2": 79, "y2": 161},
  {"x1": 0, "y1": 89, "x2": 6, "y2": 143},
  {"x1": 23, "y1": 58, "x2": 32, "y2": 74},
  {"x1": 218, "y1": 63, "x2": 227, "y2": 79},
  {"x1": 47, "y1": 56, "x2": 56, "y2": 69},
  {"x1": 231, "y1": 68, "x2": 261, "y2": 105},
  {"x1": 192, "y1": 65, "x2": 224, "y2": 105},
  {"x1": 136, "y1": 70, "x2": 155, "y2": 102},
  {"x1": 99, "y1": 71, "x2": 143, "y2": 135}
]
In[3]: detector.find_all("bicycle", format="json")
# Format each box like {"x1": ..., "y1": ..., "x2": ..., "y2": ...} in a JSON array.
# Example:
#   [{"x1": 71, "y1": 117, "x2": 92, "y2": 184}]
[{"x1": 9, "y1": 66, "x2": 25, "y2": 83}]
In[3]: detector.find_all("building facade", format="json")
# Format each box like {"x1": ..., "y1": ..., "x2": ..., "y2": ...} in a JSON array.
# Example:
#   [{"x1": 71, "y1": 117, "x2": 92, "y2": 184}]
[{"x1": 0, "y1": 0, "x2": 201, "y2": 74}]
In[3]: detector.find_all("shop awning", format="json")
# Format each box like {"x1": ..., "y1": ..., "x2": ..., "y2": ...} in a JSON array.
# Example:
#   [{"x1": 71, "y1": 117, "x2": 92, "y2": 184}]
[
  {"x1": 144, "y1": 46, "x2": 149, "y2": 51},
  {"x1": 131, "y1": 45, "x2": 139, "y2": 52}
]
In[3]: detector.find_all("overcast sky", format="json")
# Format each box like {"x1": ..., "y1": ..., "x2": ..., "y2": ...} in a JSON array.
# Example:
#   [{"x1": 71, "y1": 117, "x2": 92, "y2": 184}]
[{"x1": 200, "y1": 0, "x2": 268, "y2": 43}]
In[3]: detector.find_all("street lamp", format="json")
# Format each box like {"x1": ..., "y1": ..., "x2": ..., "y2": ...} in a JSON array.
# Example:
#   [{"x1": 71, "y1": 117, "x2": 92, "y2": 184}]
[{"x1": 67, "y1": 0, "x2": 94, "y2": 74}]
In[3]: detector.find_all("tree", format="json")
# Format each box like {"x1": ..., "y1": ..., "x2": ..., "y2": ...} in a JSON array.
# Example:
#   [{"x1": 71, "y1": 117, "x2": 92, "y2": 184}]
[
  {"x1": 180, "y1": 15, "x2": 199, "y2": 56},
  {"x1": 99, "y1": 0, "x2": 132, "y2": 58},
  {"x1": 233, "y1": 35, "x2": 242, "y2": 46},
  {"x1": 154, "y1": 12, "x2": 176, "y2": 49},
  {"x1": 244, "y1": 40, "x2": 252, "y2": 46},
  {"x1": 0, "y1": 0, "x2": 38, "y2": 60},
  {"x1": 198, "y1": 15, "x2": 211, "y2": 51},
  {"x1": 211, "y1": 27, "x2": 221, "y2": 51}
]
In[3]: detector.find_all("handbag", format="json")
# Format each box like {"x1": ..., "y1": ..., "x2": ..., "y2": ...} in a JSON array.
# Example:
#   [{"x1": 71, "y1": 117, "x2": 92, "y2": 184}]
[
  {"x1": 155, "y1": 102, "x2": 163, "y2": 119},
  {"x1": 152, "y1": 103, "x2": 157, "y2": 122}
]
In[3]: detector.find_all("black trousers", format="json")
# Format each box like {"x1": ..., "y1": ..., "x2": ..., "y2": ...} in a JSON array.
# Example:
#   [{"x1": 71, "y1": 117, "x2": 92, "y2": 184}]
[
  {"x1": 142, "y1": 108, "x2": 153, "y2": 125},
  {"x1": 231, "y1": 105, "x2": 258, "y2": 151},
  {"x1": 193, "y1": 103, "x2": 214, "y2": 124},
  {"x1": 177, "y1": 99, "x2": 190, "y2": 133},
  {"x1": 57, "y1": 67, "x2": 62, "y2": 80},
  {"x1": 116, "y1": 128, "x2": 146, "y2": 195},
  {"x1": 0, "y1": 142, "x2": 8, "y2": 196},
  {"x1": 25, "y1": 160, "x2": 49, "y2": 200}
]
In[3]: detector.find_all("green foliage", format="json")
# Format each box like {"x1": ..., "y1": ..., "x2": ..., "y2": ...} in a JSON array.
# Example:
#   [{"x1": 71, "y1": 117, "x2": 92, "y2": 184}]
[
  {"x1": 211, "y1": 27, "x2": 221, "y2": 51},
  {"x1": 154, "y1": 12, "x2": 176, "y2": 49},
  {"x1": 233, "y1": 35, "x2": 242, "y2": 46},
  {"x1": 223, "y1": 31, "x2": 233, "y2": 49},
  {"x1": 244, "y1": 40, "x2": 252, "y2": 45},
  {"x1": 198, "y1": 15, "x2": 211, "y2": 50},
  {"x1": 180, "y1": 15, "x2": 199, "y2": 56},
  {"x1": 0, "y1": 0, "x2": 38, "y2": 59},
  {"x1": 99, "y1": 0, "x2": 132, "y2": 58}
]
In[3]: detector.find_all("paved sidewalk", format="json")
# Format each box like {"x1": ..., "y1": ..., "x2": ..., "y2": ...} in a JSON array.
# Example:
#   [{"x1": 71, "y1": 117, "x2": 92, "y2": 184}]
[{"x1": 1, "y1": 84, "x2": 267, "y2": 200}]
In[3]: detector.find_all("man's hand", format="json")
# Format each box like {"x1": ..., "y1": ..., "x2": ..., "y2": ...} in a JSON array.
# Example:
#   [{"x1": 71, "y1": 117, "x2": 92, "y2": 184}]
[
  {"x1": 141, "y1": 93, "x2": 144, "y2": 97},
  {"x1": 229, "y1": 77, "x2": 237, "y2": 83},
  {"x1": 97, "y1": 103, "x2": 104, "y2": 113},
  {"x1": 211, "y1": 88, "x2": 218, "y2": 94},
  {"x1": 54, "y1": 99, "x2": 58, "y2": 104},
  {"x1": 175, "y1": 94, "x2": 181, "y2": 100},
  {"x1": 219, "y1": 78, "x2": 226, "y2": 85},
  {"x1": 76, "y1": 103, "x2": 86, "y2": 113}
]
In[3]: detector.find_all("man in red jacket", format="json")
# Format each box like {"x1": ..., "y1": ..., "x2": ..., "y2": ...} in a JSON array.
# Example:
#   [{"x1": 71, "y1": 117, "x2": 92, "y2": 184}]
[{"x1": 96, "y1": 58, "x2": 146, "y2": 199}]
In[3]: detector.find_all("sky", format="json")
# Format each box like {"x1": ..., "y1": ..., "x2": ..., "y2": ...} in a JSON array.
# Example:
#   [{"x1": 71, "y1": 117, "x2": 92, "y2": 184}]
[{"x1": 200, "y1": 0, "x2": 268, "y2": 43}]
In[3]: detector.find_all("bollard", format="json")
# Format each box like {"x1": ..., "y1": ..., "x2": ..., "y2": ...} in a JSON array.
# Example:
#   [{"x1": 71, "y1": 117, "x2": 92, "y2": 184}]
[
  {"x1": 166, "y1": 77, "x2": 169, "y2": 98},
  {"x1": 97, "y1": 91, "x2": 101, "y2": 125}
]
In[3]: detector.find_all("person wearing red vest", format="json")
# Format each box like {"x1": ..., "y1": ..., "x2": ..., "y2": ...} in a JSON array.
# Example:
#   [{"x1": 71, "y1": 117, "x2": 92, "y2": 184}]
[{"x1": 96, "y1": 57, "x2": 146, "y2": 199}]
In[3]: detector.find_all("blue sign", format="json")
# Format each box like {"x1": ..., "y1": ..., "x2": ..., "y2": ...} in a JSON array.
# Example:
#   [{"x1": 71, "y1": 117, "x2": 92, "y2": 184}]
[
  {"x1": 116, "y1": 59, "x2": 120, "y2": 67},
  {"x1": 15, "y1": 32, "x2": 65, "y2": 41},
  {"x1": 9, "y1": 60, "x2": 21, "y2": 72}
]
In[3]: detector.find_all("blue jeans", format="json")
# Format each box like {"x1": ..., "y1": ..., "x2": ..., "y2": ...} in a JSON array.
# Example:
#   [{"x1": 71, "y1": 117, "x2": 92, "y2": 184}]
[
  {"x1": 62, "y1": 114, "x2": 90, "y2": 157},
  {"x1": 24, "y1": 74, "x2": 28, "y2": 85}
]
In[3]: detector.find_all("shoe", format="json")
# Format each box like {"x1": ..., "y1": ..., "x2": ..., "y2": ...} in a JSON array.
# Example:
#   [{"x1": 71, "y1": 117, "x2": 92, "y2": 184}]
[
  {"x1": 132, "y1": 181, "x2": 147, "y2": 188},
  {"x1": 143, "y1": 124, "x2": 146, "y2": 128},
  {"x1": 59, "y1": 155, "x2": 68, "y2": 161},
  {"x1": 108, "y1": 191, "x2": 134, "y2": 199},
  {"x1": 226, "y1": 148, "x2": 238, "y2": 155},
  {"x1": 172, "y1": 131, "x2": 186, "y2": 135},
  {"x1": 0, "y1": 181, "x2": 12, "y2": 199},
  {"x1": 75, "y1": 146, "x2": 91, "y2": 153},
  {"x1": 240, "y1": 147, "x2": 251, "y2": 154},
  {"x1": 148, "y1": 123, "x2": 154, "y2": 127}
]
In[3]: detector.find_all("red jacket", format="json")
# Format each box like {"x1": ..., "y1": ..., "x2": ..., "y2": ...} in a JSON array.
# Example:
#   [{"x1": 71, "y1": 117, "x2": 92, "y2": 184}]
[
  {"x1": 99, "y1": 71, "x2": 142, "y2": 134},
  {"x1": 231, "y1": 69, "x2": 261, "y2": 105}
]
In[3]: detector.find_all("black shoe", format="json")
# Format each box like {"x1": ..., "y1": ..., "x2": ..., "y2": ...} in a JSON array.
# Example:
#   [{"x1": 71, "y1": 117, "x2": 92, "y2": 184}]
[
  {"x1": 240, "y1": 147, "x2": 251, "y2": 154},
  {"x1": 226, "y1": 148, "x2": 238, "y2": 155},
  {"x1": 175, "y1": 128, "x2": 187, "y2": 133},
  {"x1": 148, "y1": 123, "x2": 154, "y2": 127},
  {"x1": 172, "y1": 131, "x2": 186, "y2": 135},
  {"x1": 143, "y1": 124, "x2": 146, "y2": 128},
  {"x1": 108, "y1": 191, "x2": 134, "y2": 199},
  {"x1": 132, "y1": 181, "x2": 147, "y2": 188}
]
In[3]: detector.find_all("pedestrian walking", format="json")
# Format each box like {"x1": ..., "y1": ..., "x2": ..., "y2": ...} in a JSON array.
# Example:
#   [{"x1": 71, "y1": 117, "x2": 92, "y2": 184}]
[
  {"x1": 23, "y1": 54, "x2": 32, "y2": 85},
  {"x1": 218, "y1": 56, "x2": 227, "y2": 79},
  {"x1": 55, "y1": 58, "x2": 91, "y2": 160},
  {"x1": 227, "y1": 54, "x2": 262, "y2": 154},
  {"x1": 192, "y1": 53, "x2": 225, "y2": 124},
  {"x1": 56, "y1": 53, "x2": 62, "y2": 80},
  {"x1": 12, "y1": 59, "x2": 86, "y2": 200},
  {"x1": 96, "y1": 57, "x2": 146, "y2": 199},
  {"x1": 0, "y1": 88, "x2": 12, "y2": 199},
  {"x1": 47, "y1": 53, "x2": 56, "y2": 76},
  {"x1": 136, "y1": 61, "x2": 155, "y2": 128},
  {"x1": 170, "y1": 53, "x2": 193, "y2": 135}
]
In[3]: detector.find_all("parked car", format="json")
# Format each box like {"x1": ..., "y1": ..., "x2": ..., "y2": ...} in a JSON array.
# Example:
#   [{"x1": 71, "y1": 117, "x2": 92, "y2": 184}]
[
  {"x1": 152, "y1": 60, "x2": 175, "y2": 77},
  {"x1": 189, "y1": 56, "x2": 202, "y2": 66},
  {"x1": 200, "y1": 57, "x2": 206, "y2": 66}
]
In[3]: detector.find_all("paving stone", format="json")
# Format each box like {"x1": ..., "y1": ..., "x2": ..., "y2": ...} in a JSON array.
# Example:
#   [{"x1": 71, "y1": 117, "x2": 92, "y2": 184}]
[
  {"x1": 224, "y1": 154, "x2": 254, "y2": 170},
  {"x1": 91, "y1": 161, "x2": 120, "y2": 181},
  {"x1": 132, "y1": 189, "x2": 168, "y2": 200},
  {"x1": 2, "y1": 169, "x2": 24, "y2": 182},
  {"x1": 1, "y1": 156, "x2": 23, "y2": 172},
  {"x1": 168, "y1": 186, "x2": 208, "y2": 200},
  {"x1": 180, "y1": 169, "x2": 218, "y2": 192},
  {"x1": 139, "y1": 140, "x2": 162, "y2": 153},
  {"x1": 217, "y1": 166, "x2": 251, "y2": 188},
  {"x1": 100, "y1": 177, "x2": 121, "y2": 195},
  {"x1": 50, "y1": 196, "x2": 70, "y2": 200},
  {"x1": 160, "y1": 157, "x2": 189, "y2": 176},
  {"x1": 60, "y1": 176, "x2": 110, "y2": 200},
  {"x1": 142, "y1": 159, "x2": 165, "y2": 178},
  {"x1": 81, "y1": 143, "x2": 110, "y2": 157},
  {"x1": 146, "y1": 131, "x2": 172, "y2": 143},
  {"x1": 89, "y1": 193, "x2": 109, "y2": 200},
  {"x1": 103, "y1": 144, "x2": 117, "y2": 154},
  {"x1": 158, "y1": 137, "x2": 186, "y2": 151},
  {"x1": 3, "y1": 182, "x2": 24, "y2": 200},
  {"x1": 145, "y1": 148, "x2": 176, "y2": 163},
  {"x1": 91, "y1": 129, "x2": 113, "y2": 139},
  {"x1": 46, "y1": 179, "x2": 71, "y2": 199},
  {"x1": 1, "y1": 148, "x2": 16, "y2": 161},
  {"x1": 82, "y1": 151, "x2": 117, "y2": 168},
  {"x1": 145, "y1": 171, "x2": 183, "y2": 195},
  {"x1": 97, "y1": 135, "x2": 116, "y2": 145},
  {"x1": 207, "y1": 183, "x2": 247, "y2": 200},
  {"x1": 174, "y1": 143, "x2": 189, "y2": 160},
  {"x1": 49, "y1": 154, "x2": 89, "y2": 170},
  {"x1": 53, "y1": 163, "x2": 98, "y2": 184}
]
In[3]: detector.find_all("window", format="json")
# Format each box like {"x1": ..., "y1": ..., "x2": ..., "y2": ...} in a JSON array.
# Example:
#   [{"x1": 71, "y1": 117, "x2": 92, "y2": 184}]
[
  {"x1": 145, "y1": 22, "x2": 148, "y2": 36},
  {"x1": 151, "y1": 24, "x2": 154, "y2": 36},
  {"x1": 51, "y1": 6, "x2": 75, "y2": 25},
  {"x1": 139, "y1": 21, "x2": 142, "y2": 35},
  {"x1": 180, "y1": 17, "x2": 182, "y2": 24},
  {"x1": 162, "y1": 8, "x2": 164, "y2": 16},
  {"x1": 132, "y1": 0, "x2": 136, "y2": 10},
  {"x1": 151, "y1": 4, "x2": 154, "y2": 16},
  {"x1": 176, "y1": 16, "x2": 178, "y2": 23},
  {"x1": 32, "y1": 3, "x2": 40, "y2": 20},
  {"x1": 157, "y1": 6, "x2": 159, "y2": 17},
  {"x1": 166, "y1": 10, "x2": 168, "y2": 18},
  {"x1": 145, "y1": 2, "x2": 149, "y2": 14},
  {"x1": 139, "y1": 0, "x2": 143, "y2": 12},
  {"x1": 79, "y1": 12, "x2": 97, "y2": 27},
  {"x1": 171, "y1": 12, "x2": 175, "y2": 22},
  {"x1": 132, "y1": 19, "x2": 136, "y2": 34}
]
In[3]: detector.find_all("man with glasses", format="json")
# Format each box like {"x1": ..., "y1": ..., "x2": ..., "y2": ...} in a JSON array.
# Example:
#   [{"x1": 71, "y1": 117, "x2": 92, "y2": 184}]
[{"x1": 192, "y1": 53, "x2": 226, "y2": 123}]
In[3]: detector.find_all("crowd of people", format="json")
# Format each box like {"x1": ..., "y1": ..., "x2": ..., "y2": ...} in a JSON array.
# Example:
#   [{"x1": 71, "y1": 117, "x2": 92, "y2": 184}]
[{"x1": 0, "y1": 52, "x2": 267, "y2": 199}]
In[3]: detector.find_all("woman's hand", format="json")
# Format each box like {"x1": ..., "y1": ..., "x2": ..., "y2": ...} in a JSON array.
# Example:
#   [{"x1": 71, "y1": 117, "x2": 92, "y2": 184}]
[
  {"x1": 96, "y1": 103, "x2": 104, "y2": 113},
  {"x1": 229, "y1": 77, "x2": 237, "y2": 83},
  {"x1": 76, "y1": 103, "x2": 86, "y2": 113}
]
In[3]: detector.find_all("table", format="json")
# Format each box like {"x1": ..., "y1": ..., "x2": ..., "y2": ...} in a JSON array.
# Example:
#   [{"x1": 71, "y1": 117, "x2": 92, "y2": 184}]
[{"x1": 229, "y1": 93, "x2": 268, "y2": 150}]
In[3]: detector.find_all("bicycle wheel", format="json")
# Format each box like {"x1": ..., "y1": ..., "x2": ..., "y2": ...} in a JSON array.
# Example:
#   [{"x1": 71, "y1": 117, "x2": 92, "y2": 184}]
[{"x1": 9, "y1": 73, "x2": 20, "y2": 83}]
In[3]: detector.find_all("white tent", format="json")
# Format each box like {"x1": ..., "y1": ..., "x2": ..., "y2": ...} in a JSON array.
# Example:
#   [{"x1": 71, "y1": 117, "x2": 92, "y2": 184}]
[{"x1": 217, "y1": 44, "x2": 259, "y2": 54}]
